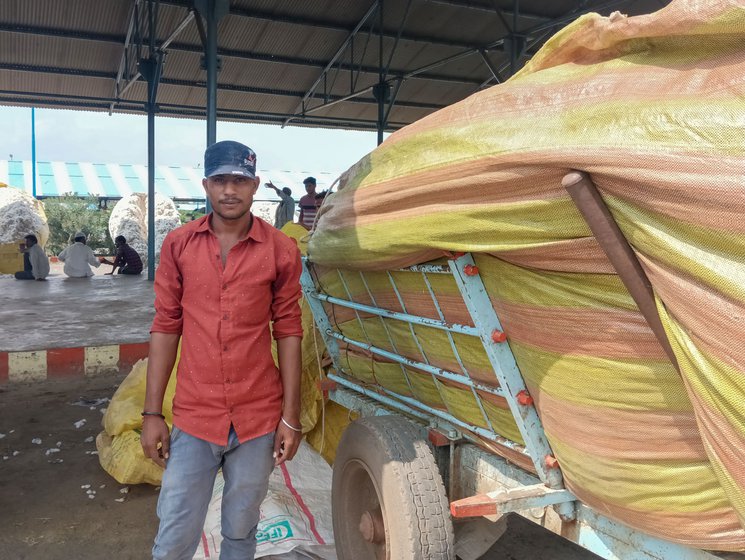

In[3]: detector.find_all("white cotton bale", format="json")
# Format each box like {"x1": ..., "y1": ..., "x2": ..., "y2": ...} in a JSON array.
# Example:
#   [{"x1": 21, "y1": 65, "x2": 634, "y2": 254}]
[
  {"x1": 0, "y1": 184, "x2": 50, "y2": 245},
  {"x1": 251, "y1": 201, "x2": 276, "y2": 225},
  {"x1": 108, "y1": 193, "x2": 180, "y2": 265}
]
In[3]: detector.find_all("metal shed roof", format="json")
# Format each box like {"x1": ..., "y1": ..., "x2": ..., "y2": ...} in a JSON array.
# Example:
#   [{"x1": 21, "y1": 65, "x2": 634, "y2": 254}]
[{"x1": 0, "y1": 0, "x2": 670, "y2": 133}]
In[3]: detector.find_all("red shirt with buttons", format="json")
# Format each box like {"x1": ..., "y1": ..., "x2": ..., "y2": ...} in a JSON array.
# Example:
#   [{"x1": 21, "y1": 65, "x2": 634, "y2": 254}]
[{"x1": 151, "y1": 213, "x2": 303, "y2": 445}]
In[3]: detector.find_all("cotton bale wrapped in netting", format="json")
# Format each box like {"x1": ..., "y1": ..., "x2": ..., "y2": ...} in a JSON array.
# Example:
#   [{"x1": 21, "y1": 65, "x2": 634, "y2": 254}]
[{"x1": 108, "y1": 192, "x2": 180, "y2": 266}]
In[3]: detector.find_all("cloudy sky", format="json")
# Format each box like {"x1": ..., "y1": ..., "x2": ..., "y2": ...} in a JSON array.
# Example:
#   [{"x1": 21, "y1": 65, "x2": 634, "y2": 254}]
[{"x1": 1, "y1": 105, "x2": 381, "y2": 176}]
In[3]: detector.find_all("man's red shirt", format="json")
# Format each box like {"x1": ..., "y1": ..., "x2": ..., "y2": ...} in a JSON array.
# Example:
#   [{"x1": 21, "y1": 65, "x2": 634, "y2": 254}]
[{"x1": 151, "y1": 214, "x2": 303, "y2": 445}]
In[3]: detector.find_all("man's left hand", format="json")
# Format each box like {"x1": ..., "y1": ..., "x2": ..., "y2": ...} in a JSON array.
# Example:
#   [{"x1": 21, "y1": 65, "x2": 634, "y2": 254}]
[{"x1": 273, "y1": 419, "x2": 302, "y2": 466}]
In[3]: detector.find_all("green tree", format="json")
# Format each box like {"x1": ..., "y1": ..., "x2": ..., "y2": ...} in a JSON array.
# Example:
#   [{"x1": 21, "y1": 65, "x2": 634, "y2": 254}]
[
  {"x1": 42, "y1": 196, "x2": 115, "y2": 256},
  {"x1": 177, "y1": 208, "x2": 205, "y2": 224}
]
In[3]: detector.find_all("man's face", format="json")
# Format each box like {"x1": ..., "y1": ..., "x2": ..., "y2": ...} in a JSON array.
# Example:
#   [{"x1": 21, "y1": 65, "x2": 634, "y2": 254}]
[
  {"x1": 304, "y1": 182, "x2": 316, "y2": 195},
  {"x1": 25, "y1": 238, "x2": 35, "y2": 247},
  {"x1": 203, "y1": 174, "x2": 259, "y2": 221}
]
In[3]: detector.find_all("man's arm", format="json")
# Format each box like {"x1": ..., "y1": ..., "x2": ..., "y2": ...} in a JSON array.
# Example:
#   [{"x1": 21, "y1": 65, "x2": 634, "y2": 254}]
[
  {"x1": 29, "y1": 247, "x2": 44, "y2": 278},
  {"x1": 99, "y1": 258, "x2": 117, "y2": 274},
  {"x1": 140, "y1": 233, "x2": 184, "y2": 468},
  {"x1": 87, "y1": 247, "x2": 101, "y2": 268},
  {"x1": 297, "y1": 196, "x2": 305, "y2": 224},
  {"x1": 274, "y1": 335, "x2": 302, "y2": 465},
  {"x1": 108, "y1": 250, "x2": 125, "y2": 273},
  {"x1": 271, "y1": 243, "x2": 304, "y2": 465},
  {"x1": 141, "y1": 332, "x2": 180, "y2": 468}
]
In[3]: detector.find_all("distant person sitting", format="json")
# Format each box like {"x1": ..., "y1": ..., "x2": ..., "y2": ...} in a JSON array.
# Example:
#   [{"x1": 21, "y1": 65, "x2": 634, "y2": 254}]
[
  {"x1": 14, "y1": 234, "x2": 50, "y2": 281},
  {"x1": 99, "y1": 235, "x2": 143, "y2": 275},
  {"x1": 265, "y1": 181, "x2": 295, "y2": 229},
  {"x1": 298, "y1": 176, "x2": 317, "y2": 230},
  {"x1": 58, "y1": 231, "x2": 100, "y2": 278}
]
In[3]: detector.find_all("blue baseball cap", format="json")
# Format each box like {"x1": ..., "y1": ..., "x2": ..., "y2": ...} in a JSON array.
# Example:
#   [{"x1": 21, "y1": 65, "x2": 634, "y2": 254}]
[{"x1": 204, "y1": 141, "x2": 257, "y2": 179}]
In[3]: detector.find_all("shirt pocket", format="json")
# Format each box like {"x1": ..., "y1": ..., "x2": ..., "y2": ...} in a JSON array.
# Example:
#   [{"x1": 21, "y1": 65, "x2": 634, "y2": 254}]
[{"x1": 230, "y1": 276, "x2": 273, "y2": 328}]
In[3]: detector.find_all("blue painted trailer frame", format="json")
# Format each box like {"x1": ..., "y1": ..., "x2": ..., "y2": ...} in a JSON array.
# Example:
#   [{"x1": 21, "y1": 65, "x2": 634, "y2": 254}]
[{"x1": 299, "y1": 256, "x2": 728, "y2": 560}]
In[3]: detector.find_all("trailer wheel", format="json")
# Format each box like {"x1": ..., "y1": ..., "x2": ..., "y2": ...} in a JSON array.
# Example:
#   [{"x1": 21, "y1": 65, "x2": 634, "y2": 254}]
[{"x1": 332, "y1": 415, "x2": 454, "y2": 560}]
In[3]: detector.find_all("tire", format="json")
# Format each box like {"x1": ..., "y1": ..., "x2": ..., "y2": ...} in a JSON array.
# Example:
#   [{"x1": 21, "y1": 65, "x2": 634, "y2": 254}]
[{"x1": 332, "y1": 415, "x2": 455, "y2": 560}]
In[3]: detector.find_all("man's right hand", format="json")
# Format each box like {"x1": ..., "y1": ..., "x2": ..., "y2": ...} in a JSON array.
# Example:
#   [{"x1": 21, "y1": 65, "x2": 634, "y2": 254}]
[{"x1": 141, "y1": 416, "x2": 171, "y2": 468}]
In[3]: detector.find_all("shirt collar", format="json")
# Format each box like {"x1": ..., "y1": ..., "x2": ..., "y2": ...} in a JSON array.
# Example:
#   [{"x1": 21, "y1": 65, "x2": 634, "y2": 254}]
[{"x1": 196, "y1": 212, "x2": 266, "y2": 243}]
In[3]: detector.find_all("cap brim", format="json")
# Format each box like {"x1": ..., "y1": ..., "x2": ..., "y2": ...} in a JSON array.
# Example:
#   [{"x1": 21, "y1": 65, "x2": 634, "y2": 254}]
[{"x1": 206, "y1": 165, "x2": 256, "y2": 179}]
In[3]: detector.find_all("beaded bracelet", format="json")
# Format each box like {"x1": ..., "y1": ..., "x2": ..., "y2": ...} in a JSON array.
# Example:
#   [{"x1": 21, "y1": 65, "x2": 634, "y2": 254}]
[
  {"x1": 141, "y1": 411, "x2": 165, "y2": 420},
  {"x1": 281, "y1": 417, "x2": 302, "y2": 433}
]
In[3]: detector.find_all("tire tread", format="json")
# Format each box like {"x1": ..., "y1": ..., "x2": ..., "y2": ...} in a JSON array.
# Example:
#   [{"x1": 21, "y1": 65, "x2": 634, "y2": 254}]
[{"x1": 338, "y1": 416, "x2": 454, "y2": 559}]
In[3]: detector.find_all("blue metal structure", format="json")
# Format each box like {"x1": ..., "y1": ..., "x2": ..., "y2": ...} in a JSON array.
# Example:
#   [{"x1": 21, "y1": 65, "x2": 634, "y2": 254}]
[
  {"x1": 0, "y1": 161, "x2": 338, "y2": 200},
  {"x1": 300, "y1": 254, "x2": 726, "y2": 560},
  {"x1": 31, "y1": 107, "x2": 37, "y2": 199}
]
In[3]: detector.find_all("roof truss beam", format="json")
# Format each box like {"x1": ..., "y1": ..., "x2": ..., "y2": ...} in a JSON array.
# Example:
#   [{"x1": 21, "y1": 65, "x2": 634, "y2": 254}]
[
  {"x1": 426, "y1": 0, "x2": 547, "y2": 21},
  {"x1": 288, "y1": 1, "x2": 381, "y2": 126},
  {"x1": 158, "y1": 0, "x2": 486, "y2": 50},
  {"x1": 0, "y1": 62, "x2": 445, "y2": 111},
  {"x1": 0, "y1": 23, "x2": 485, "y2": 86},
  {"x1": 0, "y1": 89, "x2": 409, "y2": 131}
]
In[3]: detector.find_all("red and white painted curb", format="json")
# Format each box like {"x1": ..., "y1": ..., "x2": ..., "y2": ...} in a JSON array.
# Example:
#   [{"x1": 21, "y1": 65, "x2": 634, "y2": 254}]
[{"x1": 0, "y1": 342, "x2": 149, "y2": 383}]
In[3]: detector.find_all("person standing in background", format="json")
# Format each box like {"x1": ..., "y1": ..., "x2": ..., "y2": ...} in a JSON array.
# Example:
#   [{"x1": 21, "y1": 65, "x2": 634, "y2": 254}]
[
  {"x1": 265, "y1": 181, "x2": 296, "y2": 229},
  {"x1": 297, "y1": 176, "x2": 317, "y2": 230}
]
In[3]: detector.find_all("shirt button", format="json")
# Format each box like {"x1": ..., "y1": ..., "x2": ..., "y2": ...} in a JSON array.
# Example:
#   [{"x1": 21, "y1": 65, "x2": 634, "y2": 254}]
[
  {"x1": 222, "y1": 283, "x2": 227, "y2": 290},
  {"x1": 223, "y1": 345, "x2": 228, "y2": 351},
  {"x1": 223, "y1": 314, "x2": 229, "y2": 320}
]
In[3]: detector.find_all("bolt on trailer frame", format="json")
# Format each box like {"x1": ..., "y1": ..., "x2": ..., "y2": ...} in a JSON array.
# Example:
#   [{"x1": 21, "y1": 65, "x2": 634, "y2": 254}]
[{"x1": 300, "y1": 252, "x2": 729, "y2": 560}]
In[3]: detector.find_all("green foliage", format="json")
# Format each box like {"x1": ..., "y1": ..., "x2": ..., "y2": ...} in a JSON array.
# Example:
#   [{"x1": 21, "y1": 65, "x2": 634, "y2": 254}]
[
  {"x1": 178, "y1": 208, "x2": 205, "y2": 224},
  {"x1": 42, "y1": 196, "x2": 116, "y2": 256}
]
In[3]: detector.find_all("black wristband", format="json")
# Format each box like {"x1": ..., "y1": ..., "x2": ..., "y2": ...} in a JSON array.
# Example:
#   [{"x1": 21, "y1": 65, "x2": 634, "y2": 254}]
[{"x1": 141, "y1": 411, "x2": 165, "y2": 419}]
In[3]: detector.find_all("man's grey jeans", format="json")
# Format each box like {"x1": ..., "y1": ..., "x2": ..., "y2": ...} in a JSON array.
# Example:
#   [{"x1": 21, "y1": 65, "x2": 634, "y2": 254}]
[{"x1": 152, "y1": 426, "x2": 275, "y2": 560}]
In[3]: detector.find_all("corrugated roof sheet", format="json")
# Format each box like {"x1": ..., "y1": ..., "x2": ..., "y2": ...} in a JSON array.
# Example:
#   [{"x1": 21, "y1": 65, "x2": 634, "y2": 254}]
[{"x1": 0, "y1": 0, "x2": 671, "y2": 131}]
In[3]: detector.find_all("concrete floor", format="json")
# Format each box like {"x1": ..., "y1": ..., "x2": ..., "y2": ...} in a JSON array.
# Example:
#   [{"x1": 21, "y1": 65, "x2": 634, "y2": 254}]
[{"x1": 0, "y1": 267, "x2": 154, "y2": 352}]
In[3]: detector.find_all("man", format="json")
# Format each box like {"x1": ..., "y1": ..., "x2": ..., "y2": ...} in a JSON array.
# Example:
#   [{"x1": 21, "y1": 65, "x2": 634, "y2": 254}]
[
  {"x1": 99, "y1": 235, "x2": 143, "y2": 275},
  {"x1": 14, "y1": 234, "x2": 49, "y2": 281},
  {"x1": 297, "y1": 176, "x2": 317, "y2": 230},
  {"x1": 314, "y1": 190, "x2": 329, "y2": 209},
  {"x1": 141, "y1": 140, "x2": 303, "y2": 560},
  {"x1": 265, "y1": 181, "x2": 295, "y2": 230},
  {"x1": 58, "y1": 231, "x2": 100, "y2": 277}
]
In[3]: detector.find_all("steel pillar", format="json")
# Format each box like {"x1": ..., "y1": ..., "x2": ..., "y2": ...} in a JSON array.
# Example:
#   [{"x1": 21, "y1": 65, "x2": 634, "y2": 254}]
[
  {"x1": 194, "y1": 0, "x2": 228, "y2": 214},
  {"x1": 31, "y1": 107, "x2": 37, "y2": 198},
  {"x1": 138, "y1": 0, "x2": 164, "y2": 281},
  {"x1": 373, "y1": 82, "x2": 390, "y2": 145}
]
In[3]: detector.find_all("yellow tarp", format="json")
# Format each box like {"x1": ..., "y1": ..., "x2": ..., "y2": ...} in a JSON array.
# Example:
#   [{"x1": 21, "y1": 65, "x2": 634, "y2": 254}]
[{"x1": 303, "y1": 0, "x2": 745, "y2": 550}]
